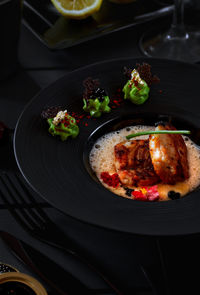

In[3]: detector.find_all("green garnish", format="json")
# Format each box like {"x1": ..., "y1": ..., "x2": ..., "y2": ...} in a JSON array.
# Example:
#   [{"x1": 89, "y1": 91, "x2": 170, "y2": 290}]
[
  {"x1": 126, "y1": 130, "x2": 191, "y2": 140},
  {"x1": 47, "y1": 113, "x2": 79, "y2": 141},
  {"x1": 82, "y1": 78, "x2": 111, "y2": 118},
  {"x1": 123, "y1": 69, "x2": 150, "y2": 105},
  {"x1": 83, "y1": 96, "x2": 111, "y2": 118}
]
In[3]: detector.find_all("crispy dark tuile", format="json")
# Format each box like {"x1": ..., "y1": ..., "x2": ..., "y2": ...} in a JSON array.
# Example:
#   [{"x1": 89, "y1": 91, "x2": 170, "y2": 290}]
[
  {"x1": 123, "y1": 63, "x2": 160, "y2": 86},
  {"x1": 136, "y1": 63, "x2": 160, "y2": 87},
  {"x1": 83, "y1": 77, "x2": 100, "y2": 100},
  {"x1": 41, "y1": 106, "x2": 62, "y2": 120}
]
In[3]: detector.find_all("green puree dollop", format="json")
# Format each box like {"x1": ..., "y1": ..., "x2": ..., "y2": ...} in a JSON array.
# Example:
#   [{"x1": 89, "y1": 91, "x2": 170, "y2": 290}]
[
  {"x1": 123, "y1": 69, "x2": 150, "y2": 105},
  {"x1": 47, "y1": 111, "x2": 79, "y2": 141},
  {"x1": 82, "y1": 78, "x2": 111, "y2": 118},
  {"x1": 83, "y1": 95, "x2": 110, "y2": 118}
]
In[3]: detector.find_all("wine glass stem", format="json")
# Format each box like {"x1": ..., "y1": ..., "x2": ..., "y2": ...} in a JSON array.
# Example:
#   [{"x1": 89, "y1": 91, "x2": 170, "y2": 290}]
[{"x1": 169, "y1": 0, "x2": 187, "y2": 38}]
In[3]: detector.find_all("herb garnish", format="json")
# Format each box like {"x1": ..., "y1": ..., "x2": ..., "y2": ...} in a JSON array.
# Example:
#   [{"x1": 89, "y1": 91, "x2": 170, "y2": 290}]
[{"x1": 126, "y1": 130, "x2": 191, "y2": 140}]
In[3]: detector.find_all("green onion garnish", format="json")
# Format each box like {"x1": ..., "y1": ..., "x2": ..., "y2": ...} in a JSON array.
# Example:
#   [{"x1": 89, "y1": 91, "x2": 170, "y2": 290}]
[{"x1": 126, "y1": 130, "x2": 191, "y2": 140}]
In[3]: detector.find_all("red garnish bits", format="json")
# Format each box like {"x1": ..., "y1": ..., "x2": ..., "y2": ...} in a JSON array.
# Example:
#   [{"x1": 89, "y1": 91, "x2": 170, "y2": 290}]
[
  {"x1": 100, "y1": 172, "x2": 120, "y2": 188},
  {"x1": 146, "y1": 185, "x2": 160, "y2": 201},
  {"x1": 62, "y1": 113, "x2": 71, "y2": 127},
  {"x1": 128, "y1": 77, "x2": 141, "y2": 91},
  {"x1": 132, "y1": 185, "x2": 159, "y2": 201},
  {"x1": 110, "y1": 88, "x2": 124, "y2": 109},
  {"x1": 132, "y1": 190, "x2": 148, "y2": 201},
  {"x1": 100, "y1": 171, "x2": 160, "y2": 201}
]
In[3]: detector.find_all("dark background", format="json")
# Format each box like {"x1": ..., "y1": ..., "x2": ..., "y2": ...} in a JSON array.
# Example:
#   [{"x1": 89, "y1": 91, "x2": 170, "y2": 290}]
[{"x1": 1, "y1": 1, "x2": 200, "y2": 294}]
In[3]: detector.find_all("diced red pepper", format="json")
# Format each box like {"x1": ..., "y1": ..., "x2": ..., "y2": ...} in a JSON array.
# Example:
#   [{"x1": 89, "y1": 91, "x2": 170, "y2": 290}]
[{"x1": 100, "y1": 172, "x2": 120, "y2": 188}]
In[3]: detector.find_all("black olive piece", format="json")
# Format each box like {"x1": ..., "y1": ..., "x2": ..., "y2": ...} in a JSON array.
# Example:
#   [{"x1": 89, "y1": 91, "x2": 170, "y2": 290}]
[
  {"x1": 89, "y1": 94, "x2": 105, "y2": 102},
  {"x1": 95, "y1": 87, "x2": 106, "y2": 96},
  {"x1": 124, "y1": 187, "x2": 134, "y2": 197},
  {"x1": 93, "y1": 87, "x2": 107, "y2": 102},
  {"x1": 168, "y1": 191, "x2": 181, "y2": 200},
  {"x1": 97, "y1": 97, "x2": 104, "y2": 102},
  {"x1": 89, "y1": 94, "x2": 94, "y2": 100}
]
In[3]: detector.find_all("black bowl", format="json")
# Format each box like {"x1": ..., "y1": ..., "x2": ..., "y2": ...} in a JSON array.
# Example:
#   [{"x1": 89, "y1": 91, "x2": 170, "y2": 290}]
[{"x1": 14, "y1": 57, "x2": 200, "y2": 236}]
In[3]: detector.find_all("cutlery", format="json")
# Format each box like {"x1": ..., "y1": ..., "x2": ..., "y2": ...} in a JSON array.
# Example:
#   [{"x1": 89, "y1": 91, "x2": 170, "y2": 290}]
[
  {"x1": 0, "y1": 171, "x2": 123, "y2": 295},
  {"x1": 0, "y1": 231, "x2": 153, "y2": 295},
  {"x1": 0, "y1": 230, "x2": 90, "y2": 295}
]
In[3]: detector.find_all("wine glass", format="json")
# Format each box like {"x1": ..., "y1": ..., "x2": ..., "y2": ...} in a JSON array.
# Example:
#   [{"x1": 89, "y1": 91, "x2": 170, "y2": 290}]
[{"x1": 139, "y1": 0, "x2": 200, "y2": 62}]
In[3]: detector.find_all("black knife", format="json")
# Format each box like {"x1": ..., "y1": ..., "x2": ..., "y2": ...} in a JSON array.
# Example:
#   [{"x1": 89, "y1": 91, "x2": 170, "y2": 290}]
[{"x1": 0, "y1": 231, "x2": 92, "y2": 295}]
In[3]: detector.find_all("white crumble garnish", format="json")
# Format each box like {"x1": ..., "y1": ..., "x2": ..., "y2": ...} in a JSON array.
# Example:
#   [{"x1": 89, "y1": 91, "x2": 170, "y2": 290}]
[
  {"x1": 53, "y1": 110, "x2": 67, "y2": 126},
  {"x1": 131, "y1": 69, "x2": 144, "y2": 85}
]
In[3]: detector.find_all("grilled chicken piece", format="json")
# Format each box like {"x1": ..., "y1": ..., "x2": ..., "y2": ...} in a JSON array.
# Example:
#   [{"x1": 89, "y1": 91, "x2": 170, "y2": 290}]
[
  {"x1": 149, "y1": 124, "x2": 189, "y2": 184},
  {"x1": 114, "y1": 139, "x2": 160, "y2": 187}
]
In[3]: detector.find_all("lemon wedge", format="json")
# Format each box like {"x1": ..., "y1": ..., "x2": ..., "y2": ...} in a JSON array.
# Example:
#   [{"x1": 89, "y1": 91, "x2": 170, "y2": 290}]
[{"x1": 51, "y1": 0, "x2": 103, "y2": 19}]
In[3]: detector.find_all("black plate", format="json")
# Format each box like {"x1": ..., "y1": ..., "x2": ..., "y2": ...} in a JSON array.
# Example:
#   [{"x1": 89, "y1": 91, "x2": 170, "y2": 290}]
[
  {"x1": 14, "y1": 57, "x2": 200, "y2": 236},
  {"x1": 22, "y1": 0, "x2": 173, "y2": 49}
]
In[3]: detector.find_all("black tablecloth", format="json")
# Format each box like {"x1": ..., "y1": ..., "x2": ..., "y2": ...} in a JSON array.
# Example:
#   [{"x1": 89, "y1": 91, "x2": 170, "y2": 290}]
[{"x1": 1, "y1": 10, "x2": 200, "y2": 295}]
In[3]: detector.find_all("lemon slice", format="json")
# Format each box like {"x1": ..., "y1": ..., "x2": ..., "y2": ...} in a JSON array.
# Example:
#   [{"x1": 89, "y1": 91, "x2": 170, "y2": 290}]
[{"x1": 51, "y1": 0, "x2": 103, "y2": 19}]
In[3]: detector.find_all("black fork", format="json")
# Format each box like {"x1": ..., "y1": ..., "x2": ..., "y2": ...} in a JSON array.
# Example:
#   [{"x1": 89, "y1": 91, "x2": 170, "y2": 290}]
[{"x1": 0, "y1": 171, "x2": 124, "y2": 295}]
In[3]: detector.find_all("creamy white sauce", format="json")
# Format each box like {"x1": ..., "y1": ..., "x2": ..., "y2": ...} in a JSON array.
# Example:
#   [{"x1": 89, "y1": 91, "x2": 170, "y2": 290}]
[{"x1": 89, "y1": 125, "x2": 200, "y2": 201}]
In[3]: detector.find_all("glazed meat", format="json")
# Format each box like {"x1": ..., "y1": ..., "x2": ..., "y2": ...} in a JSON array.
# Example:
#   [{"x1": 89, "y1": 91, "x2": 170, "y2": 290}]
[
  {"x1": 149, "y1": 124, "x2": 189, "y2": 184},
  {"x1": 114, "y1": 139, "x2": 160, "y2": 187}
]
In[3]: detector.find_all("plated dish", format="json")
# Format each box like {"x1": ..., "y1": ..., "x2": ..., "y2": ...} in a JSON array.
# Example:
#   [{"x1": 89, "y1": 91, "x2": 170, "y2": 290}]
[
  {"x1": 90, "y1": 123, "x2": 200, "y2": 201},
  {"x1": 14, "y1": 58, "x2": 200, "y2": 236},
  {"x1": 41, "y1": 65, "x2": 200, "y2": 203}
]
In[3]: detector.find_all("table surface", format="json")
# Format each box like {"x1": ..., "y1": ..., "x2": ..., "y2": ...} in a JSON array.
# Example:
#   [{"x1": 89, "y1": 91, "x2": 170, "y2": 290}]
[{"x1": 1, "y1": 5, "x2": 200, "y2": 295}]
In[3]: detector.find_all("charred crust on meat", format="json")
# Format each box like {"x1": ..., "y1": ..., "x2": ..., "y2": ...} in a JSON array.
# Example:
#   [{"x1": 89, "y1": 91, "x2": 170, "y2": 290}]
[
  {"x1": 115, "y1": 149, "x2": 125, "y2": 157},
  {"x1": 114, "y1": 139, "x2": 160, "y2": 187}
]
